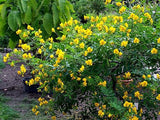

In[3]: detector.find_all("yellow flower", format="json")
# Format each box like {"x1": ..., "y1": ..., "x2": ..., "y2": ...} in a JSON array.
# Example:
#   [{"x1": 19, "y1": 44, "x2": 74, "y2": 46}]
[
  {"x1": 142, "y1": 74, "x2": 146, "y2": 79},
  {"x1": 83, "y1": 82, "x2": 87, "y2": 86},
  {"x1": 40, "y1": 39, "x2": 45, "y2": 44},
  {"x1": 79, "y1": 65, "x2": 85, "y2": 72},
  {"x1": 102, "y1": 17, "x2": 107, "y2": 22},
  {"x1": 29, "y1": 79, "x2": 34, "y2": 86},
  {"x1": 156, "y1": 94, "x2": 160, "y2": 101},
  {"x1": 100, "y1": 39, "x2": 106, "y2": 46},
  {"x1": 94, "y1": 103, "x2": 99, "y2": 107},
  {"x1": 118, "y1": 52, "x2": 123, "y2": 56},
  {"x1": 108, "y1": 113, "x2": 112, "y2": 118},
  {"x1": 77, "y1": 77, "x2": 81, "y2": 81},
  {"x1": 87, "y1": 47, "x2": 93, "y2": 53},
  {"x1": 116, "y1": 2, "x2": 121, "y2": 7},
  {"x1": 151, "y1": 48, "x2": 158, "y2": 54},
  {"x1": 17, "y1": 71, "x2": 21, "y2": 75},
  {"x1": 121, "y1": 41, "x2": 128, "y2": 47},
  {"x1": 22, "y1": 53, "x2": 28, "y2": 59},
  {"x1": 98, "y1": 110, "x2": 104, "y2": 117},
  {"x1": 27, "y1": 25, "x2": 34, "y2": 30},
  {"x1": 35, "y1": 111, "x2": 39, "y2": 116},
  {"x1": 85, "y1": 59, "x2": 92, "y2": 66},
  {"x1": 16, "y1": 29, "x2": 22, "y2": 35},
  {"x1": 131, "y1": 116, "x2": 139, "y2": 120},
  {"x1": 157, "y1": 38, "x2": 160, "y2": 43},
  {"x1": 52, "y1": 28, "x2": 55, "y2": 32},
  {"x1": 51, "y1": 116, "x2": 56, "y2": 120},
  {"x1": 79, "y1": 42, "x2": 85, "y2": 49},
  {"x1": 119, "y1": 6, "x2": 126, "y2": 14},
  {"x1": 147, "y1": 74, "x2": 151, "y2": 78},
  {"x1": 20, "y1": 64, "x2": 26, "y2": 73},
  {"x1": 102, "y1": 105, "x2": 106, "y2": 109},
  {"x1": 50, "y1": 54, "x2": 54, "y2": 59},
  {"x1": 123, "y1": 101, "x2": 133, "y2": 108},
  {"x1": 125, "y1": 72, "x2": 131, "y2": 79},
  {"x1": 109, "y1": 26, "x2": 116, "y2": 33},
  {"x1": 38, "y1": 48, "x2": 42, "y2": 54},
  {"x1": 140, "y1": 81, "x2": 148, "y2": 87},
  {"x1": 113, "y1": 49, "x2": 119, "y2": 54},
  {"x1": 133, "y1": 38, "x2": 140, "y2": 43},
  {"x1": 98, "y1": 81, "x2": 107, "y2": 87},
  {"x1": 84, "y1": 15, "x2": 89, "y2": 20},
  {"x1": 3, "y1": 56, "x2": 7, "y2": 62},
  {"x1": 84, "y1": 51, "x2": 88, "y2": 56},
  {"x1": 74, "y1": 38, "x2": 79, "y2": 44},
  {"x1": 61, "y1": 35, "x2": 66, "y2": 40},
  {"x1": 156, "y1": 74, "x2": 160, "y2": 79},
  {"x1": 119, "y1": 25, "x2": 126, "y2": 32},
  {"x1": 135, "y1": 91, "x2": 143, "y2": 100},
  {"x1": 21, "y1": 44, "x2": 30, "y2": 52}
]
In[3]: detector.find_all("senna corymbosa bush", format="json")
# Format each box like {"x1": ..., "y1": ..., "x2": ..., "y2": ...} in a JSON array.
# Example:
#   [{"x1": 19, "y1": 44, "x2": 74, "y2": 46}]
[{"x1": 3, "y1": 2, "x2": 160, "y2": 120}]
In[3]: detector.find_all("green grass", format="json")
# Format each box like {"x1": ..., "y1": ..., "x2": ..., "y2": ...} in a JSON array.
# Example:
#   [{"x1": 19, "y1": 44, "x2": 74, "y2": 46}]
[
  {"x1": 0, "y1": 95, "x2": 19, "y2": 120},
  {"x1": 0, "y1": 54, "x2": 5, "y2": 69}
]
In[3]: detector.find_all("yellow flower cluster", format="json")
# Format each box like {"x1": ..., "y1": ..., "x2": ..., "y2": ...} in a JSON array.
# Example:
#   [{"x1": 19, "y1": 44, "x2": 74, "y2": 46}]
[
  {"x1": 82, "y1": 78, "x2": 87, "y2": 87},
  {"x1": 156, "y1": 94, "x2": 160, "y2": 101},
  {"x1": 21, "y1": 44, "x2": 31, "y2": 52},
  {"x1": 133, "y1": 37, "x2": 140, "y2": 44},
  {"x1": 140, "y1": 81, "x2": 148, "y2": 87},
  {"x1": 38, "y1": 97, "x2": 48, "y2": 106},
  {"x1": 98, "y1": 81, "x2": 107, "y2": 87},
  {"x1": 105, "y1": 0, "x2": 111, "y2": 5},
  {"x1": 16, "y1": 29, "x2": 22, "y2": 35},
  {"x1": 121, "y1": 40, "x2": 128, "y2": 47},
  {"x1": 151, "y1": 48, "x2": 158, "y2": 54},
  {"x1": 17, "y1": 64, "x2": 26, "y2": 77},
  {"x1": 144, "y1": 12, "x2": 153, "y2": 25},
  {"x1": 100, "y1": 39, "x2": 106, "y2": 46},
  {"x1": 119, "y1": 6, "x2": 126, "y2": 14},
  {"x1": 35, "y1": 29, "x2": 42, "y2": 38},
  {"x1": 98, "y1": 110, "x2": 104, "y2": 118},
  {"x1": 3, "y1": 53, "x2": 9, "y2": 62},
  {"x1": 123, "y1": 91, "x2": 128, "y2": 99},
  {"x1": 27, "y1": 25, "x2": 34, "y2": 31},
  {"x1": 32, "y1": 105, "x2": 39, "y2": 116},
  {"x1": 123, "y1": 101, "x2": 133, "y2": 108},
  {"x1": 134, "y1": 91, "x2": 143, "y2": 100},
  {"x1": 85, "y1": 59, "x2": 93, "y2": 66},
  {"x1": 22, "y1": 53, "x2": 32, "y2": 59},
  {"x1": 116, "y1": 2, "x2": 121, "y2": 7}
]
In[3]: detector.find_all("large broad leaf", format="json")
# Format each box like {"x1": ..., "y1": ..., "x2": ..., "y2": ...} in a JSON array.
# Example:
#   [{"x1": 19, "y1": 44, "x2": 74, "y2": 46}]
[
  {"x1": 1, "y1": 3, "x2": 6, "y2": 19},
  {"x1": 28, "y1": 0, "x2": 38, "y2": 12},
  {"x1": 52, "y1": 2, "x2": 59, "y2": 28},
  {"x1": 8, "y1": 11, "x2": 19, "y2": 31},
  {"x1": 0, "y1": 17, "x2": 6, "y2": 36},
  {"x1": 21, "y1": 0, "x2": 27, "y2": 12},
  {"x1": 43, "y1": 13, "x2": 53, "y2": 35},
  {"x1": 24, "y1": 6, "x2": 32, "y2": 24}
]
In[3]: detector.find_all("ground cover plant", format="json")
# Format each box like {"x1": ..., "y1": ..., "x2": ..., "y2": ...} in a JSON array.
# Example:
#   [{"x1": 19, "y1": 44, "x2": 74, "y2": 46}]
[
  {"x1": 3, "y1": 1, "x2": 160, "y2": 120},
  {"x1": 0, "y1": 94, "x2": 19, "y2": 120}
]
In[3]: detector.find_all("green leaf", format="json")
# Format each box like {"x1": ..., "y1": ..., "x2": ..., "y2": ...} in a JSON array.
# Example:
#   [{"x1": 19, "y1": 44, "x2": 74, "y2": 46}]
[
  {"x1": 8, "y1": 11, "x2": 19, "y2": 31},
  {"x1": 43, "y1": 13, "x2": 53, "y2": 35},
  {"x1": 52, "y1": 2, "x2": 59, "y2": 28},
  {"x1": 24, "y1": 6, "x2": 32, "y2": 24},
  {"x1": 8, "y1": 39, "x2": 17, "y2": 49},
  {"x1": 1, "y1": 3, "x2": 6, "y2": 19},
  {"x1": 0, "y1": 17, "x2": 6, "y2": 36},
  {"x1": 28, "y1": 0, "x2": 38, "y2": 12},
  {"x1": 21, "y1": 0, "x2": 27, "y2": 12}
]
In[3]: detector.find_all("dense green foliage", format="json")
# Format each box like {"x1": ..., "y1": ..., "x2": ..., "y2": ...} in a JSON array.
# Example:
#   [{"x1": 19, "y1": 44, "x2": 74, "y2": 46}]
[{"x1": 0, "y1": 0, "x2": 74, "y2": 48}]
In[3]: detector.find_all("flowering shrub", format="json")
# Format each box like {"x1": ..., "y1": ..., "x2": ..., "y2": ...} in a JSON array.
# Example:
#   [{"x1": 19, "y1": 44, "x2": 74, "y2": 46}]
[{"x1": 4, "y1": 2, "x2": 160, "y2": 120}]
